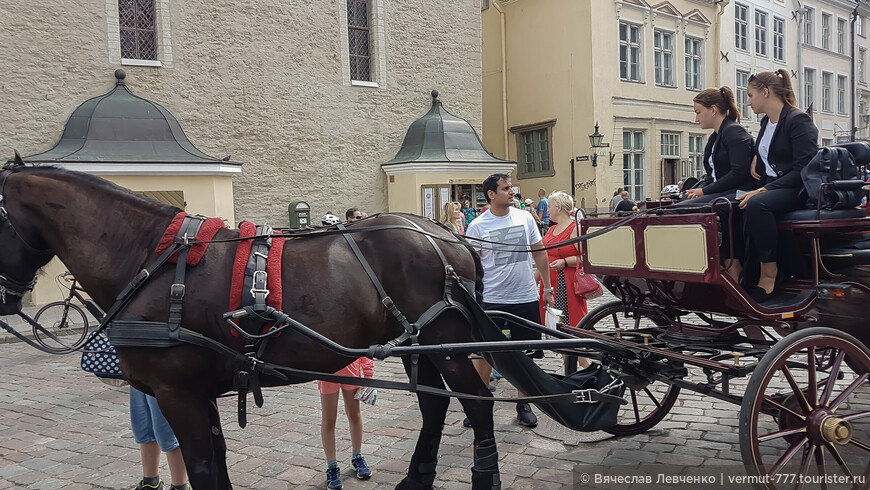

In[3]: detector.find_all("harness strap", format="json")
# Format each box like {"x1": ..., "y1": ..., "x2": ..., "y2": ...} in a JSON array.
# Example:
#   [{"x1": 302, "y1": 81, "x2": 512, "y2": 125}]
[
  {"x1": 336, "y1": 223, "x2": 416, "y2": 337},
  {"x1": 167, "y1": 216, "x2": 205, "y2": 341}
]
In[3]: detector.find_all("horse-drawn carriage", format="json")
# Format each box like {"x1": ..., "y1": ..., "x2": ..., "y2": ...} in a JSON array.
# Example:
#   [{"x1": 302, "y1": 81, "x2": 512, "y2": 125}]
[{"x1": 1, "y1": 144, "x2": 869, "y2": 489}]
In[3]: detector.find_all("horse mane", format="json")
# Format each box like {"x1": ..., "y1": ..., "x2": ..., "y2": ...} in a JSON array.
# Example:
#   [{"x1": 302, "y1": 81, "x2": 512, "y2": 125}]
[{"x1": 13, "y1": 165, "x2": 181, "y2": 215}]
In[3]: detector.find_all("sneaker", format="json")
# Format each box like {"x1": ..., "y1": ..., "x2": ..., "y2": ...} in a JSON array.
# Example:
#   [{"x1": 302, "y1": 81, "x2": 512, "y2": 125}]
[
  {"x1": 135, "y1": 480, "x2": 164, "y2": 490},
  {"x1": 326, "y1": 466, "x2": 343, "y2": 489},
  {"x1": 488, "y1": 383, "x2": 496, "y2": 392},
  {"x1": 463, "y1": 416, "x2": 472, "y2": 428},
  {"x1": 491, "y1": 369, "x2": 503, "y2": 379},
  {"x1": 516, "y1": 403, "x2": 538, "y2": 428},
  {"x1": 168, "y1": 485, "x2": 191, "y2": 490},
  {"x1": 351, "y1": 455, "x2": 372, "y2": 480}
]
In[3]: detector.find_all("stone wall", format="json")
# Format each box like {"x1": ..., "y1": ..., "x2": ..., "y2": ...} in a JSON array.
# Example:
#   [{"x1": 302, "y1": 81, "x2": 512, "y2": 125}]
[{"x1": 0, "y1": 0, "x2": 483, "y2": 224}]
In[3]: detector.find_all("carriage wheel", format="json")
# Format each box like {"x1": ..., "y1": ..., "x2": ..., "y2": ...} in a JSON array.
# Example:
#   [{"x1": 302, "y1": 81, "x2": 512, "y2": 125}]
[
  {"x1": 576, "y1": 300, "x2": 681, "y2": 436},
  {"x1": 739, "y1": 327, "x2": 870, "y2": 489}
]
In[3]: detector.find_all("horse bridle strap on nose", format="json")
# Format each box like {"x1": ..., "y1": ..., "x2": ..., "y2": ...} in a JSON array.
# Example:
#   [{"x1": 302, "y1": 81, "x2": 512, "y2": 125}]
[{"x1": 0, "y1": 274, "x2": 37, "y2": 303}]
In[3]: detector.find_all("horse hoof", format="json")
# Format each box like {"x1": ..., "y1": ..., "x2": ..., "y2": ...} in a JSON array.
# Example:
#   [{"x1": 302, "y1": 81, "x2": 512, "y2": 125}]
[
  {"x1": 395, "y1": 476, "x2": 434, "y2": 490},
  {"x1": 471, "y1": 468, "x2": 501, "y2": 490}
]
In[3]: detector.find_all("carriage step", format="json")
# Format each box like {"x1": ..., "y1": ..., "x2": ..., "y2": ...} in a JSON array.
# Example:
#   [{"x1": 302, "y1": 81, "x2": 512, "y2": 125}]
[{"x1": 753, "y1": 289, "x2": 814, "y2": 309}]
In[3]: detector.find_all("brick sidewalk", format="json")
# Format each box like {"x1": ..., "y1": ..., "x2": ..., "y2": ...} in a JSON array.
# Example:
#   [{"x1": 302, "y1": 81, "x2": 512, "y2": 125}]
[{"x1": 1, "y1": 294, "x2": 866, "y2": 489}]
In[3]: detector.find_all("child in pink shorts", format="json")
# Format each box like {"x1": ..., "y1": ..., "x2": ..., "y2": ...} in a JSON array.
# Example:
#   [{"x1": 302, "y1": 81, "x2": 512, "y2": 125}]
[{"x1": 319, "y1": 357, "x2": 374, "y2": 489}]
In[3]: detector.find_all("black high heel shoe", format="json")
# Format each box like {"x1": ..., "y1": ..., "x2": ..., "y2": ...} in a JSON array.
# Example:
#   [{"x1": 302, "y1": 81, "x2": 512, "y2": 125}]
[{"x1": 746, "y1": 286, "x2": 773, "y2": 303}]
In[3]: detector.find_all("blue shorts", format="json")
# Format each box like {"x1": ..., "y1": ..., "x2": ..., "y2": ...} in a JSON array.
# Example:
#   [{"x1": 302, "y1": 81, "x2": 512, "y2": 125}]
[{"x1": 129, "y1": 387, "x2": 179, "y2": 452}]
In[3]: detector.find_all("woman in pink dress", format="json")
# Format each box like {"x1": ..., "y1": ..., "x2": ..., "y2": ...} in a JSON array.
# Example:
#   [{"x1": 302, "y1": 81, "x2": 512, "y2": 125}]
[{"x1": 536, "y1": 191, "x2": 587, "y2": 328}]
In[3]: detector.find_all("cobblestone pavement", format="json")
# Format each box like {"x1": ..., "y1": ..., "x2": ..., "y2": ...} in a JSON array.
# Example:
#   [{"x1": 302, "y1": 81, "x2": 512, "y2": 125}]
[{"x1": 0, "y1": 295, "x2": 867, "y2": 489}]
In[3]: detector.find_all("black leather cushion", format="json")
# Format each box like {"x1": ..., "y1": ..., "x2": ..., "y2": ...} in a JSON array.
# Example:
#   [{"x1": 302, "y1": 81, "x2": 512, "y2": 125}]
[{"x1": 779, "y1": 207, "x2": 866, "y2": 221}]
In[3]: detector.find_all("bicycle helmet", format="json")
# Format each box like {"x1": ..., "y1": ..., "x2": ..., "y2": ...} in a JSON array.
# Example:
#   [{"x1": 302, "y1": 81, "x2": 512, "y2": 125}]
[
  {"x1": 660, "y1": 184, "x2": 680, "y2": 199},
  {"x1": 320, "y1": 213, "x2": 340, "y2": 226}
]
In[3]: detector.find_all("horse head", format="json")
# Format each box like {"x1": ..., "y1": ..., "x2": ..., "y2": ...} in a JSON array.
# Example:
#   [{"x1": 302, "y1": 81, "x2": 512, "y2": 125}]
[{"x1": 0, "y1": 154, "x2": 55, "y2": 315}]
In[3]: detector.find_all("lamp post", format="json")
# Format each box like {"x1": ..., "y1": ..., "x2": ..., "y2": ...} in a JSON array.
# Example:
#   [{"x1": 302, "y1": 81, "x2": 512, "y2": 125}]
[{"x1": 589, "y1": 122, "x2": 605, "y2": 167}]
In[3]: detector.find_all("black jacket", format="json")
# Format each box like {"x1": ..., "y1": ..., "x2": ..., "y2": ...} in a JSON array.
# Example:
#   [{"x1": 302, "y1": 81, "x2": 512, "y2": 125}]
[
  {"x1": 755, "y1": 105, "x2": 819, "y2": 191},
  {"x1": 695, "y1": 118, "x2": 755, "y2": 195}
]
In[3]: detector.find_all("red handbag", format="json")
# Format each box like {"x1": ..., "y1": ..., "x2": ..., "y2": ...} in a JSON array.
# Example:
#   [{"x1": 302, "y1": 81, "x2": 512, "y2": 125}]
[{"x1": 572, "y1": 220, "x2": 603, "y2": 299}]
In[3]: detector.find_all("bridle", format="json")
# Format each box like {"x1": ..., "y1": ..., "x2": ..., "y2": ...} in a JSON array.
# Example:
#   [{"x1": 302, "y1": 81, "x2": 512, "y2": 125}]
[{"x1": 0, "y1": 167, "x2": 54, "y2": 303}]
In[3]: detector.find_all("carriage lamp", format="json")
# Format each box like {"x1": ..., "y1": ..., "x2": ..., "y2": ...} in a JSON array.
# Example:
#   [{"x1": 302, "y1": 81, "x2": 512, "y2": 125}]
[{"x1": 588, "y1": 122, "x2": 605, "y2": 167}]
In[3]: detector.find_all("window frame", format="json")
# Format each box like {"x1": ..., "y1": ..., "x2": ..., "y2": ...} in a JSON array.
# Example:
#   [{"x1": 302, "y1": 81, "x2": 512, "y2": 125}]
[
  {"x1": 514, "y1": 123, "x2": 556, "y2": 179},
  {"x1": 653, "y1": 29, "x2": 676, "y2": 87},
  {"x1": 804, "y1": 7, "x2": 815, "y2": 46},
  {"x1": 735, "y1": 3, "x2": 749, "y2": 51},
  {"x1": 838, "y1": 17, "x2": 847, "y2": 55},
  {"x1": 755, "y1": 9, "x2": 768, "y2": 56},
  {"x1": 821, "y1": 71, "x2": 833, "y2": 113},
  {"x1": 684, "y1": 36, "x2": 703, "y2": 90},
  {"x1": 623, "y1": 130, "x2": 646, "y2": 202},
  {"x1": 736, "y1": 70, "x2": 752, "y2": 121},
  {"x1": 619, "y1": 21, "x2": 644, "y2": 83},
  {"x1": 821, "y1": 12, "x2": 832, "y2": 51},
  {"x1": 804, "y1": 67, "x2": 816, "y2": 110},
  {"x1": 660, "y1": 132, "x2": 681, "y2": 158},
  {"x1": 860, "y1": 48, "x2": 867, "y2": 85},
  {"x1": 773, "y1": 16, "x2": 785, "y2": 61},
  {"x1": 688, "y1": 134, "x2": 706, "y2": 180},
  {"x1": 838, "y1": 75, "x2": 848, "y2": 114}
]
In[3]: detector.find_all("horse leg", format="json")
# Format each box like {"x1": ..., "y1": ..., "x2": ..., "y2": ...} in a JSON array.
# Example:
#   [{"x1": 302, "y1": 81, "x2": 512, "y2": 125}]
[
  {"x1": 155, "y1": 392, "x2": 233, "y2": 490},
  {"x1": 395, "y1": 354, "x2": 449, "y2": 490},
  {"x1": 434, "y1": 356, "x2": 501, "y2": 490}
]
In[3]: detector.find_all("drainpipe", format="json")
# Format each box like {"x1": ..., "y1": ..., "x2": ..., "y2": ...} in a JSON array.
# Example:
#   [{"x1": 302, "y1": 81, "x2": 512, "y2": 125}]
[
  {"x1": 714, "y1": 0, "x2": 731, "y2": 87},
  {"x1": 794, "y1": 0, "x2": 806, "y2": 109},
  {"x1": 492, "y1": 0, "x2": 510, "y2": 159}
]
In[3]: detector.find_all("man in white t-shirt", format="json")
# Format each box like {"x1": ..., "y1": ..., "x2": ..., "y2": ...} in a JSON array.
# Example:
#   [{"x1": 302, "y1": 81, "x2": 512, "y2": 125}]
[{"x1": 465, "y1": 174, "x2": 555, "y2": 428}]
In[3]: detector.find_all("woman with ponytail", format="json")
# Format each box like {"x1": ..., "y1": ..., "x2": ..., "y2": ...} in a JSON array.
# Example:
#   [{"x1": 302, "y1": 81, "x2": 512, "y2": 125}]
[
  {"x1": 736, "y1": 69, "x2": 819, "y2": 302},
  {"x1": 681, "y1": 86, "x2": 754, "y2": 279}
]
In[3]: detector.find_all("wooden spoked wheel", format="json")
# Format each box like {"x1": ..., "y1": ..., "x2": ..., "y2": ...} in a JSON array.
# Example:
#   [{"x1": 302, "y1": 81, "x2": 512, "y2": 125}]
[
  {"x1": 739, "y1": 327, "x2": 870, "y2": 489},
  {"x1": 576, "y1": 300, "x2": 681, "y2": 436}
]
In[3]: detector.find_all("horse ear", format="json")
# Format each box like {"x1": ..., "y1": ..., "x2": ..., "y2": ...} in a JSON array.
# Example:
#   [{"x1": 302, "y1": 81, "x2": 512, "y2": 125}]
[{"x1": 13, "y1": 151, "x2": 24, "y2": 167}]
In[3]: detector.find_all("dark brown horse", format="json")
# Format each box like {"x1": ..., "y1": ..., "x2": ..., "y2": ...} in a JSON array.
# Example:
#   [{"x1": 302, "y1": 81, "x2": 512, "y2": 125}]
[{"x1": 0, "y1": 160, "x2": 502, "y2": 489}]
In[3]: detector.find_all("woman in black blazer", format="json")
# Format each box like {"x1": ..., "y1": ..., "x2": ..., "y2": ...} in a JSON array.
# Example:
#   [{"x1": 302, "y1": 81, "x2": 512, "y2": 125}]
[
  {"x1": 736, "y1": 69, "x2": 819, "y2": 302},
  {"x1": 681, "y1": 86, "x2": 754, "y2": 279}
]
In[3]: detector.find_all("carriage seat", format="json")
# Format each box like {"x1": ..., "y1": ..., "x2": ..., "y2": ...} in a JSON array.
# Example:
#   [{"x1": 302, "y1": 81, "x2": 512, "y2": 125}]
[
  {"x1": 819, "y1": 233, "x2": 870, "y2": 268},
  {"x1": 778, "y1": 207, "x2": 866, "y2": 222}
]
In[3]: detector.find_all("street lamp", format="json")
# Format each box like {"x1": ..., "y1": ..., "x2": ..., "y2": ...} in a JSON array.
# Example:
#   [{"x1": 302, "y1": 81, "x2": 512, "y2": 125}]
[{"x1": 589, "y1": 122, "x2": 605, "y2": 167}]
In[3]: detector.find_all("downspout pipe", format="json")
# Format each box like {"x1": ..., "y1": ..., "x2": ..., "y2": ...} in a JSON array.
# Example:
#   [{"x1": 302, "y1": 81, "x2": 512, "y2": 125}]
[
  {"x1": 714, "y1": 0, "x2": 731, "y2": 87},
  {"x1": 492, "y1": 0, "x2": 509, "y2": 159}
]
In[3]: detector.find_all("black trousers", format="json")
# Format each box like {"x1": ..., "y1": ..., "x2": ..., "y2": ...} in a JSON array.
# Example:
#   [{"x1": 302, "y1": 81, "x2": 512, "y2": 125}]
[
  {"x1": 674, "y1": 190, "x2": 744, "y2": 260},
  {"x1": 743, "y1": 187, "x2": 805, "y2": 263}
]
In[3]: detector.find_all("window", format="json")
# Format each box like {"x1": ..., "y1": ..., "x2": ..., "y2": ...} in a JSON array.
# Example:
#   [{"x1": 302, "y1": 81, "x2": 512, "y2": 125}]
[
  {"x1": 861, "y1": 48, "x2": 867, "y2": 84},
  {"x1": 685, "y1": 37, "x2": 702, "y2": 90},
  {"x1": 619, "y1": 23, "x2": 642, "y2": 82},
  {"x1": 623, "y1": 131, "x2": 645, "y2": 202},
  {"x1": 822, "y1": 138, "x2": 833, "y2": 147},
  {"x1": 822, "y1": 13, "x2": 831, "y2": 50},
  {"x1": 736, "y1": 70, "x2": 751, "y2": 120},
  {"x1": 838, "y1": 75, "x2": 848, "y2": 114},
  {"x1": 838, "y1": 18, "x2": 847, "y2": 54},
  {"x1": 755, "y1": 10, "x2": 768, "y2": 56},
  {"x1": 822, "y1": 72, "x2": 832, "y2": 112},
  {"x1": 735, "y1": 3, "x2": 749, "y2": 50},
  {"x1": 804, "y1": 68, "x2": 816, "y2": 110},
  {"x1": 688, "y1": 135, "x2": 705, "y2": 179},
  {"x1": 654, "y1": 30, "x2": 674, "y2": 86},
  {"x1": 516, "y1": 126, "x2": 553, "y2": 178},
  {"x1": 118, "y1": 0, "x2": 156, "y2": 61},
  {"x1": 347, "y1": 0, "x2": 371, "y2": 82},
  {"x1": 773, "y1": 17, "x2": 785, "y2": 61},
  {"x1": 804, "y1": 7, "x2": 815, "y2": 45},
  {"x1": 859, "y1": 15, "x2": 866, "y2": 37},
  {"x1": 660, "y1": 133, "x2": 680, "y2": 158}
]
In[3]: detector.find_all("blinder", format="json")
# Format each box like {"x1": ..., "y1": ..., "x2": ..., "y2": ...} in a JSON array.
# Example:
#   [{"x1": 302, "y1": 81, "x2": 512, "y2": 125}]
[{"x1": 0, "y1": 167, "x2": 54, "y2": 304}]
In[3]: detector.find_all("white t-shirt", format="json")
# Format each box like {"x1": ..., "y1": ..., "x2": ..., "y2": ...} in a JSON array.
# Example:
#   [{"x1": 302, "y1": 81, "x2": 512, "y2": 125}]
[
  {"x1": 709, "y1": 140, "x2": 717, "y2": 181},
  {"x1": 757, "y1": 121, "x2": 778, "y2": 178},
  {"x1": 465, "y1": 206, "x2": 542, "y2": 304}
]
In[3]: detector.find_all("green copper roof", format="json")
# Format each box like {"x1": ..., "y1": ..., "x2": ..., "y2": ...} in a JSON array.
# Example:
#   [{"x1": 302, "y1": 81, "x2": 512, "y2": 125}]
[
  {"x1": 383, "y1": 90, "x2": 513, "y2": 166},
  {"x1": 23, "y1": 70, "x2": 239, "y2": 166}
]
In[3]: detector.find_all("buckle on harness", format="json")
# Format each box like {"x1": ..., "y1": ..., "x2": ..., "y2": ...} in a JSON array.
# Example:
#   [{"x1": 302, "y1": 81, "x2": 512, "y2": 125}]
[
  {"x1": 250, "y1": 270, "x2": 269, "y2": 299},
  {"x1": 573, "y1": 389, "x2": 596, "y2": 404},
  {"x1": 170, "y1": 283, "x2": 185, "y2": 298}
]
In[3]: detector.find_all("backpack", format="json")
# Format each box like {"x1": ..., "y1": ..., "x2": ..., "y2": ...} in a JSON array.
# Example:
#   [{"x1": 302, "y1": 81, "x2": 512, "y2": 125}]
[{"x1": 801, "y1": 146, "x2": 863, "y2": 210}]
